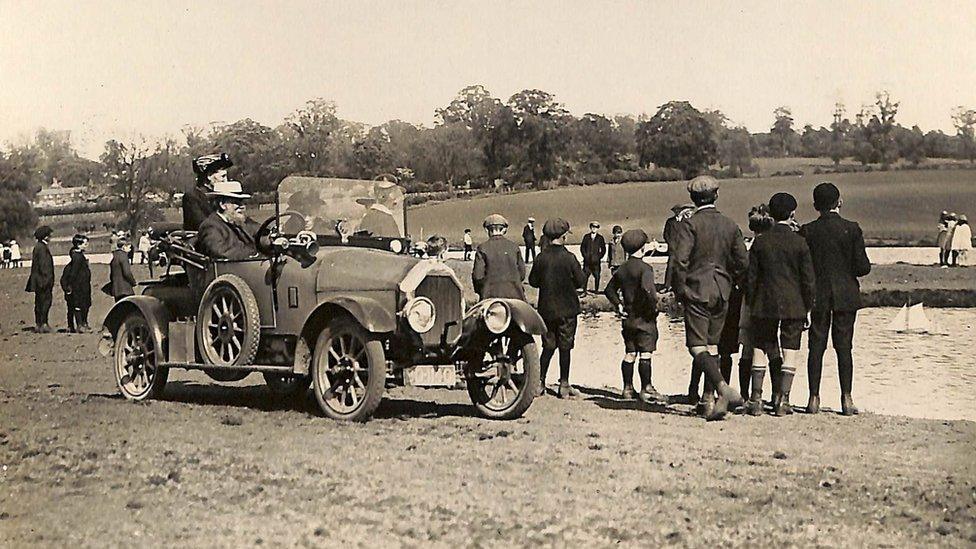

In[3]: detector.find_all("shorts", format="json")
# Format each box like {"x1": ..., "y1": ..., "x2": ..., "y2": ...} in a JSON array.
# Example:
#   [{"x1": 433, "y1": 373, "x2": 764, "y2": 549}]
[
  {"x1": 808, "y1": 309, "x2": 857, "y2": 351},
  {"x1": 683, "y1": 300, "x2": 728, "y2": 348},
  {"x1": 751, "y1": 317, "x2": 805, "y2": 351},
  {"x1": 541, "y1": 315, "x2": 578, "y2": 351},
  {"x1": 464, "y1": 244, "x2": 473, "y2": 253},
  {"x1": 622, "y1": 322, "x2": 658, "y2": 354}
]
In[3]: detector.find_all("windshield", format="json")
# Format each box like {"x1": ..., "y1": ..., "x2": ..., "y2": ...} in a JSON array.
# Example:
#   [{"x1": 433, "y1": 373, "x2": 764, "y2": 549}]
[{"x1": 277, "y1": 176, "x2": 406, "y2": 238}]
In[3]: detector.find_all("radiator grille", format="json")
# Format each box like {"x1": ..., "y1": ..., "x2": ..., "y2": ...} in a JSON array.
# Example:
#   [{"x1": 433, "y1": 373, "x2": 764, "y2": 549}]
[{"x1": 414, "y1": 275, "x2": 463, "y2": 346}]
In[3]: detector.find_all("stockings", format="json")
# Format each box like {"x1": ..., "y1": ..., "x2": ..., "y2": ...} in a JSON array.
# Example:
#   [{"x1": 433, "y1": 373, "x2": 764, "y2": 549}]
[{"x1": 638, "y1": 358, "x2": 652, "y2": 389}]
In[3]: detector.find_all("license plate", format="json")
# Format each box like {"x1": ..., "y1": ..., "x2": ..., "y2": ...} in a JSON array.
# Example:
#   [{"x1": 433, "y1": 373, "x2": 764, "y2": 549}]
[{"x1": 403, "y1": 365, "x2": 457, "y2": 387}]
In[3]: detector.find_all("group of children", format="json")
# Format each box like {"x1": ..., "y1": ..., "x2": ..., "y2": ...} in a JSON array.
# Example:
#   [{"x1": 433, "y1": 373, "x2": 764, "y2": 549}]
[
  {"x1": 468, "y1": 176, "x2": 871, "y2": 420},
  {"x1": 0, "y1": 239, "x2": 23, "y2": 269},
  {"x1": 937, "y1": 211, "x2": 972, "y2": 267}
]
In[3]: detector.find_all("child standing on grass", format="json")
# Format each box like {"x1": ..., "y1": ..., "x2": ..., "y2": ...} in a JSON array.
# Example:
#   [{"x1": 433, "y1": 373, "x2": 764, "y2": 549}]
[
  {"x1": 529, "y1": 218, "x2": 587, "y2": 399},
  {"x1": 603, "y1": 229, "x2": 661, "y2": 402},
  {"x1": 60, "y1": 234, "x2": 93, "y2": 333},
  {"x1": 463, "y1": 229, "x2": 473, "y2": 261},
  {"x1": 607, "y1": 225, "x2": 625, "y2": 274}
]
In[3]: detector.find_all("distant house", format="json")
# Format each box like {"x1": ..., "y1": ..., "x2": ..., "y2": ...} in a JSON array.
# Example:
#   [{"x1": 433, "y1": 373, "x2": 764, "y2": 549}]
[{"x1": 32, "y1": 180, "x2": 89, "y2": 208}]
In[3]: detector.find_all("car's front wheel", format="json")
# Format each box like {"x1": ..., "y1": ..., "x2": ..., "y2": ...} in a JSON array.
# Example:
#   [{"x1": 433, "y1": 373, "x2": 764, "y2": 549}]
[
  {"x1": 311, "y1": 317, "x2": 386, "y2": 421},
  {"x1": 114, "y1": 313, "x2": 168, "y2": 401},
  {"x1": 466, "y1": 335, "x2": 539, "y2": 420}
]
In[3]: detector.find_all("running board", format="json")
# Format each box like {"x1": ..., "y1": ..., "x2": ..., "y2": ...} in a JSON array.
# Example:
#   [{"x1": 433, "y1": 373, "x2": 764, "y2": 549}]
[{"x1": 160, "y1": 362, "x2": 294, "y2": 374}]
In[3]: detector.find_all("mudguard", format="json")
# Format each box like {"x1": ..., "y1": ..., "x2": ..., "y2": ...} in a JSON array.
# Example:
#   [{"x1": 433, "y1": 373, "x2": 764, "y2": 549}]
[
  {"x1": 306, "y1": 294, "x2": 397, "y2": 335},
  {"x1": 453, "y1": 299, "x2": 547, "y2": 360},
  {"x1": 99, "y1": 295, "x2": 172, "y2": 357}
]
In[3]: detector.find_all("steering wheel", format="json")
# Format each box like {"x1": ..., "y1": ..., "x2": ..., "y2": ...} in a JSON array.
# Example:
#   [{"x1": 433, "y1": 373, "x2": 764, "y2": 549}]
[{"x1": 255, "y1": 210, "x2": 311, "y2": 256}]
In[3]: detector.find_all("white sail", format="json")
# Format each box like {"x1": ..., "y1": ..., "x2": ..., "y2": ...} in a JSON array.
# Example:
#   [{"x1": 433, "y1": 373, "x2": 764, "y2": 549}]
[
  {"x1": 886, "y1": 304, "x2": 909, "y2": 332},
  {"x1": 905, "y1": 303, "x2": 932, "y2": 333}
]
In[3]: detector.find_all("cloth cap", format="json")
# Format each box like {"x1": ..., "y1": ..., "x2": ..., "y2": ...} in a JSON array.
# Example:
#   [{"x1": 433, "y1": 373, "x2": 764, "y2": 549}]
[
  {"x1": 687, "y1": 175, "x2": 719, "y2": 194},
  {"x1": 612, "y1": 225, "x2": 623, "y2": 234},
  {"x1": 813, "y1": 182, "x2": 840, "y2": 210},
  {"x1": 621, "y1": 229, "x2": 648, "y2": 253},
  {"x1": 192, "y1": 153, "x2": 233, "y2": 177},
  {"x1": 589, "y1": 221, "x2": 600, "y2": 229},
  {"x1": 769, "y1": 192, "x2": 798, "y2": 219},
  {"x1": 542, "y1": 218, "x2": 571, "y2": 239},
  {"x1": 527, "y1": 217, "x2": 535, "y2": 223},
  {"x1": 34, "y1": 225, "x2": 53, "y2": 240},
  {"x1": 483, "y1": 214, "x2": 508, "y2": 228},
  {"x1": 207, "y1": 180, "x2": 251, "y2": 200}
]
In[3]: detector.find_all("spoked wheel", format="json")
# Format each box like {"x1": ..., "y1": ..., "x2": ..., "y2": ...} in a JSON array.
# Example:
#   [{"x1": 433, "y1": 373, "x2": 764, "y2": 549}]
[
  {"x1": 466, "y1": 335, "x2": 540, "y2": 420},
  {"x1": 311, "y1": 317, "x2": 386, "y2": 421},
  {"x1": 114, "y1": 313, "x2": 168, "y2": 401},
  {"x1": 263, "y1": 372, "x2": 311, "y2": 398},
  {"x1": 197, "y1": 274, "x2": 261, "y2": 367}
]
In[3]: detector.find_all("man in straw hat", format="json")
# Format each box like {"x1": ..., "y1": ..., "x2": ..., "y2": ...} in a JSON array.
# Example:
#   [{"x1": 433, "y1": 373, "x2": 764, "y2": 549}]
[
  {"x1": 196, "y1": 180, "x2": 265, "y2": 260},
  {"x1": 670, "y1": 176, "x2": 749, "y2": 420},
  {"x1": 25, "y1": 225, "x2": 55, "y2": 333}
]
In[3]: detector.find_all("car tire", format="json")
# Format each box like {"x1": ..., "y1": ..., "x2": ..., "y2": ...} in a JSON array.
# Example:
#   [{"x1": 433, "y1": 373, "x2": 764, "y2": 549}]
[
  {"x1": 466, "y1": 336, "x2": 539, "y2": 420},
  {"x1": 264, "y1": 372, "x2": 311, "y2": 398},
  {"x1": 197, "y1": 274, "x2": 261, "y2": 368},
  {"x1": 311, "y1": 317, "x2": 386, "y2": 422},
  {"x1": 114, "y1": 312, "x2": 169, "y2": 401}
]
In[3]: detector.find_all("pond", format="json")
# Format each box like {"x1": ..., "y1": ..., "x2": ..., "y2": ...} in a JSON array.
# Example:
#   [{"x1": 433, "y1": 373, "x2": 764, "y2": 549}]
[{"x1": 549, "y1": 308, "x2": 976, "y2": 421}]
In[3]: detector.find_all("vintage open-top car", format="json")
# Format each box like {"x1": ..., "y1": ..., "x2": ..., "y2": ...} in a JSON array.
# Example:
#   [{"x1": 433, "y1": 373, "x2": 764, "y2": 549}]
[{"x1": 100, "y1": 176, "x2": 544, "y2": 421}]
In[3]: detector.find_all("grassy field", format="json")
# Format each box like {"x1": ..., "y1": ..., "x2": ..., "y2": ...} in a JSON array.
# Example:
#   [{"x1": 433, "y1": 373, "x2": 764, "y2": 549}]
[{"x1": 409, "y1": 169, "x2": 976, "y2": 246}]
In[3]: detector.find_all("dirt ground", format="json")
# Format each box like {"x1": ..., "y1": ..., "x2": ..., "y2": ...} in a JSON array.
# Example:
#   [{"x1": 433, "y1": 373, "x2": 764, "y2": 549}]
[{"x1": 1, "y1": 266, "x2": 975, "y2": 546}]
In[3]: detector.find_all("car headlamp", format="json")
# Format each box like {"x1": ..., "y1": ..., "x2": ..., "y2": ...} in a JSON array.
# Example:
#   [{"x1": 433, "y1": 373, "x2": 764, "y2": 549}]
[
  {"x1": 403, "y1": 296, "x2": 436, "y2": 334},
  {"x1": 483, "y1": 300, "x2": 511, "y2": 334},
  {"x1": 389, "y1": 240, "x2": 403, "y2": 253}
]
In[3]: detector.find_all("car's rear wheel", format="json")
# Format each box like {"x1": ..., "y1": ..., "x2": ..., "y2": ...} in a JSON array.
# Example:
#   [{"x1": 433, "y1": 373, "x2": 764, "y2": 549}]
[
  {"x1": 114, "y1": 313, "x2": 168, "y2": 401},
  {"x1": 466, "y1": 335, "x2": 539, "y2": 420},
  {"x1": 197, "y1": 274, "x2": 261, "y2": 368},
  {"x1": 311, "y1": 317, "x2": 386, "y2": 421},
  {"x1": 264, "y1": 372, "x2": 311, "y2": 398}
]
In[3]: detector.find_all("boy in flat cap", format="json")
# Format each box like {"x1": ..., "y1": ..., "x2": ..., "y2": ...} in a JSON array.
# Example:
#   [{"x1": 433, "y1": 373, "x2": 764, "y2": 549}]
[
  {"x1": 670, "y1": 176, "x2": 749, "y2": 420},
  {"x1": 529, "y1": 218, "x2": 587, "y2": 398},
  {"x1": 604, "y1": 229, "x2": 661, "y2": 402},
  {"x1": 607, "y1": 225, "x2": 626, "y2": 274},
  {"x1": 472, "y1": 214, "x2": 526, "y2": 301},
  {"x1": 745, "y1": 193, "x2": 816, "y2": 416},
  {"x1": 522, "y1": 217, "x2": 537, "y2": 263},
  {"x1": 580, "y1": 221, "x2": 606, "y2": 293},
  {"x1": 25, "y1": 226, "x2": 55, "y2": 333},
  {"x1": 60, "y1": 234, "x2": 92, "y2": 333},
  {"x1": 800, "y1": 182, "x2": 871, "y2": 416}
]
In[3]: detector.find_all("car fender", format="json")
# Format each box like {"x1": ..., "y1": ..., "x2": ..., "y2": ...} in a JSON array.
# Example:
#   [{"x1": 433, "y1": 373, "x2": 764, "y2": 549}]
[
  {"x1": 99, "y1": 295, "x2": 172, "y2": 357},
  {"x1": 304, "y1": 294, "x2": 397, "y2": 336},
  {"x1": 453, "y1": 299, "x2": 547, "y2": 360}
]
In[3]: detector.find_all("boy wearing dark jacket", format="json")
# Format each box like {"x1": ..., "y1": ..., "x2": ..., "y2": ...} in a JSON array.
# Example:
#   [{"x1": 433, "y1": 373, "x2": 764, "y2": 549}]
[
  {"x1": 745, "y1": 193, "x2": 816, "y2": 416},
  {"x1": 108, "y1": 238, "x2": 138, "y2": 301},
  {"x1": 800, "y1": 182, "x2": 872, "y2": 416},
  {"x1": 60, "y1": 234, "x2": 92, "y2": 333},
  {"x1": 25, "y1": 226, "x2": 55, "y2": 333},
  {"x1": 529, "y1": 218, "x2": 587, "y2": 399},
  {"x1": 580, "y1": 222, "x2": 606, "y2": 293},
  {"x1": 604, "y1": 229, "x2": 661, "y2": 402}
]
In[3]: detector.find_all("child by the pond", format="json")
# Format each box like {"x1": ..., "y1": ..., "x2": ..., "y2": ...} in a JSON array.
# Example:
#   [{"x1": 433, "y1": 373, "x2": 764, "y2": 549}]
[
  {"x1": 603, "y1": 229, "x2": 661, "y2": 402},
  {"x1": 529, "y1": 218, "x2": 587, "y2": 399},
  {"x1": 462, "y1": 228, "x2": 473, "y2": 261},
  {"x1": 607, "y1": 225, "x2": 625, "y2": 274},
  {"x1": 745, "y1": 193, "x2": 815, "y2": 416},
  {"x1": 60, "y1": 233, "x2": 93, "y2": 333},
  {"x1": 801, "y1": 182, "x2": 872, "y2": 416}
]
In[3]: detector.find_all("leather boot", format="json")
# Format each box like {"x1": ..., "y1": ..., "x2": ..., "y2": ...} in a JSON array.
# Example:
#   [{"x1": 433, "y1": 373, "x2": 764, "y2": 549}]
[
  {"x1": 841, "y1": 393, "x2": 859, "y2": 416},
  {"x1": 747, "y1": 366, "x2": 765, "y2": 416},
  {"x1": 806, "y1": 395, "x2": 820, "y2": 414},
  {"x1": 774, "y1": 368, "x2": 795, "y2": 416},
  {"x1": 702, "y1": 354, "x2": 744, "y2": 421}
]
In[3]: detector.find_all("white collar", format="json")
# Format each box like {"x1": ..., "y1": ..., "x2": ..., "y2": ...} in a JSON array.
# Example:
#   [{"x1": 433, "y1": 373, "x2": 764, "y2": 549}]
[{"x1": 695, "y1": 204, "x2": 716, "y2": 212}]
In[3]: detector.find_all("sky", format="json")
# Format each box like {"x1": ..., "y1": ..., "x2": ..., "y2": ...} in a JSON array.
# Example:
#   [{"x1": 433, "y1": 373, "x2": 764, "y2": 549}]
[{"x1": 1, "y1": 0, "x2": 975, "y2": 159}]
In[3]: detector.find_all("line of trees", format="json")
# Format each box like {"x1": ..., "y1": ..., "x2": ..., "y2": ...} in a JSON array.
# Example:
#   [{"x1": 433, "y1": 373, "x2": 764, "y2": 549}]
[{"x1": 2, "y1": 86, "x2": 976, "y2": 240}]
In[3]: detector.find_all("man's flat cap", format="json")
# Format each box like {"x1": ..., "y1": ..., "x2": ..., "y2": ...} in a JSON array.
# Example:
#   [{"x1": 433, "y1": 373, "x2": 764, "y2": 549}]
[
  {"x1": 483, "y1": 214, "x2": 509, "y2": 228},
  {"x1": 769, "y1": 192, "x2": 798, "y2": 219},
  {"x1": 543, "y1": 218, "x2": 571, "y2": 239},
  {"x1": 621, "y1": 229, "x2": 648, "y2": 254},
  {"x1": 687, "y1": 175, "x2": 719, "y2": 194}
]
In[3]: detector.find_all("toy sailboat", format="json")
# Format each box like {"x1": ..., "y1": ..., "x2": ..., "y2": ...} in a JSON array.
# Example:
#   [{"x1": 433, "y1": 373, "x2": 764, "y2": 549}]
[{"x1": 886, "y1": 303, "x2": 937, "y2": 333}]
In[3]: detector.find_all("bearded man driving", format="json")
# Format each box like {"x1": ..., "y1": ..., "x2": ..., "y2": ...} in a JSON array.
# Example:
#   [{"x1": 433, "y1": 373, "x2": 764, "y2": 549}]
[{"x1": 196, "y1": 181, "x2": 264, "y2": 260}]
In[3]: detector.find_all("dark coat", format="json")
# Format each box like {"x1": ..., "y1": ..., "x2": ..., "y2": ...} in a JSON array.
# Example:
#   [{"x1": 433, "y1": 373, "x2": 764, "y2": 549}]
[
  {"x1": 25, "y1": 241, "x2": 54, "y2": 293},
  {"x1": 604, "y1": 256, "x2": 658, "y2": 329},
  {"x1": 195, "y1": 212, "x2": 258, "y2": 261},
  {"x1": 670, "y1": 206, "x2": 748, "y2": 307},
  {"x1": 472, "y1": 235, "x2": 526, "y2": 300},
  {"x1": 182, "y1": 186, "x2": 212, "y2": 231},
  {"x1": 522, "y1": 224, "x2": 536, "y2": 245},
  {"x1": 109, "y1": 249, "x2": 137, "y2": 298},
  {"x1": 60, "y1": 249, "x2": 92, "y2": 307},
  {"x1": 580, "y1": 233, "x2": 606, "y2": 265},
  {"x1": 800, "y1": 211, "x2": 872, "y2": 312},
  {"x1": 663, "y1": 216, "x2": 684, "y2": 288},
  {"x1": 746, "y1": 224, "x2": 816, "y2": 319},
  {"x1": 663, "y1": 216, "x2": 680, "y2": 246},
  {"x1": 528, "y1": 244, "x2": 587, "y2": 319}
]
